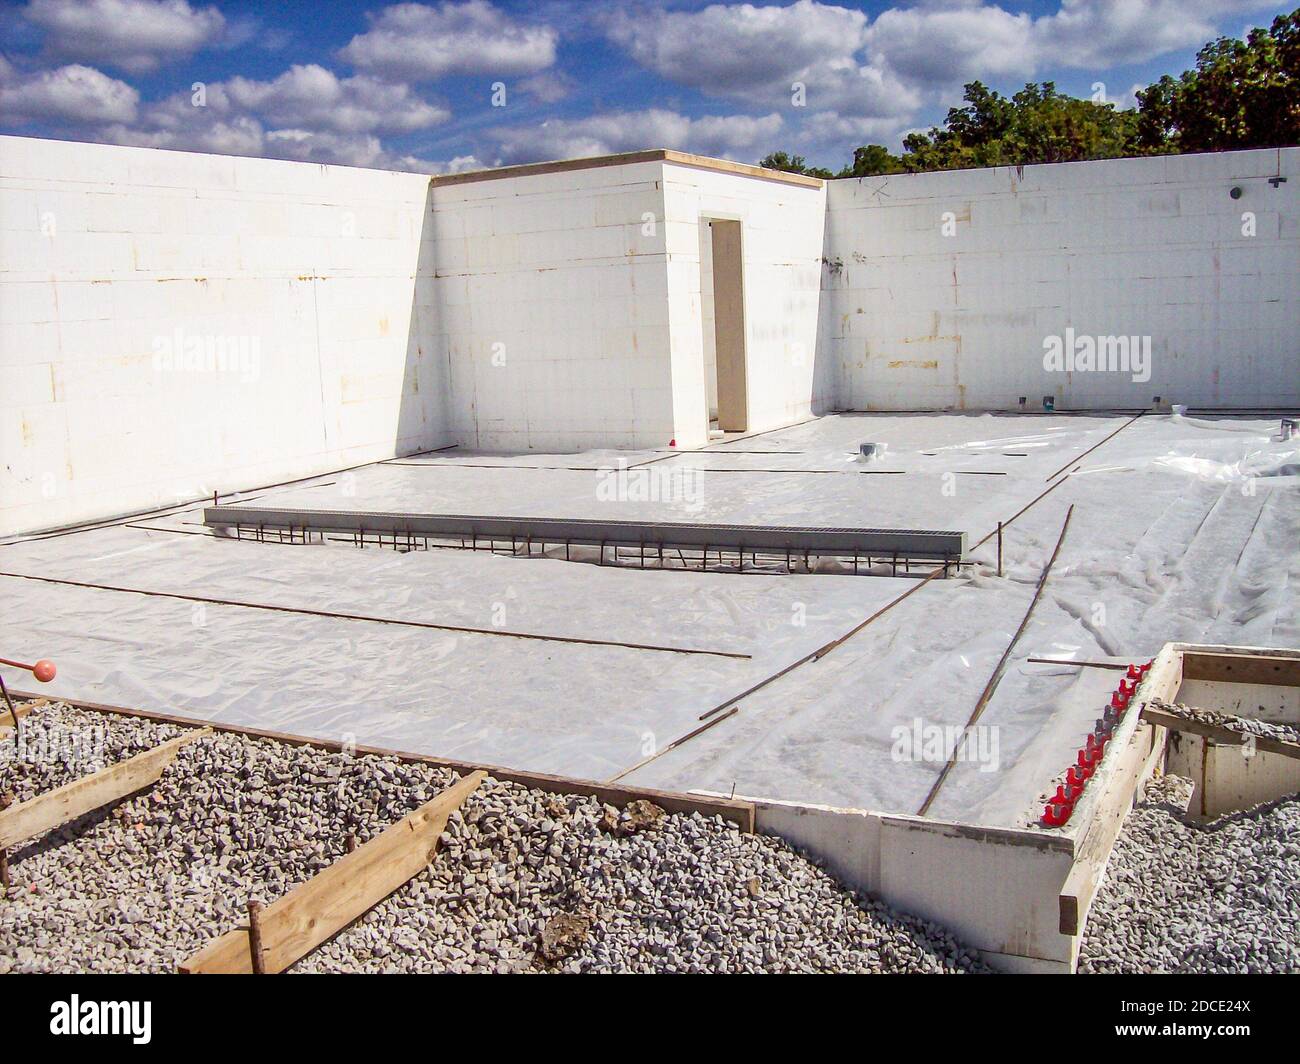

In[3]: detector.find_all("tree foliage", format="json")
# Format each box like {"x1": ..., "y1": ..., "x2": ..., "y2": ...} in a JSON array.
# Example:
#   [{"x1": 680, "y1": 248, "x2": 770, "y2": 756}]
[
  {"x1": 1136, "y1": 8, "x2": 1299, "y2": 151},
  {"x1": 756, "y1": 151, "x2": 834, "y2": 179},
  {"x1": 759, "y1": 9, "x2": 1298, "y2": 177}
]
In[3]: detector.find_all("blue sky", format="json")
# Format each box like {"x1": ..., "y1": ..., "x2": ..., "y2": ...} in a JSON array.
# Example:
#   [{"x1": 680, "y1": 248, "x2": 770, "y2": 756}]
[{"x1": 0, "y1": 0, "x2": 1292, "y2": 173}]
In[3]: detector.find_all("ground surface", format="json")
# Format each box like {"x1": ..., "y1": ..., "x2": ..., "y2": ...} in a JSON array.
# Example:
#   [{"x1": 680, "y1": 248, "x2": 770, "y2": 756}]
[
  {"x1": 2, "y1": 411, "x2": 1297, "y2": 828},
  {"x1": 1078, "y1": 774, "x2": 1300, "y2": 973},
  {"x1": 0, "y1": 703, "x2": 981, "y2": 974},
  {"x1": 5, "y1": 705, "x2": 1295, "y2": 973}
]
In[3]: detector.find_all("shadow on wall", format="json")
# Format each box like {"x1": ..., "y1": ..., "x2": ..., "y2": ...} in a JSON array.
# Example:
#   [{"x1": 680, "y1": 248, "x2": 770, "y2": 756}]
[
  {"x1": 395, "y1": 183, "x2": 452, "y2": 456},
  {"x1": 811, "y1": 207, "x2": 836, "y2": 416}
]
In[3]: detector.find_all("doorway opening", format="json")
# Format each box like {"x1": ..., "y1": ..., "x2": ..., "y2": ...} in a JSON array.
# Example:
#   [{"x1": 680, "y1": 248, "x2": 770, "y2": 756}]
[{"x1": 701, "y1": 218, "x2": 748, "y2": 436}]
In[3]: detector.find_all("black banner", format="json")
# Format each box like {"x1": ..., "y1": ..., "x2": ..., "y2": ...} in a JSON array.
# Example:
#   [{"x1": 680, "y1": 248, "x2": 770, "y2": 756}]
[{"x1": 3, "y1": 973, "x2": 1288, "y2": 1049}]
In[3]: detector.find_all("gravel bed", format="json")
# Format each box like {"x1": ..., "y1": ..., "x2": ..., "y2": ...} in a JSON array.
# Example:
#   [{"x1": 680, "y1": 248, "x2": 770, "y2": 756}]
[
  {"x1": 1, "y1": 702, "x2": 983, "y2": 974},
  {"x1": 1148, "y1": 698, "x2": 1300, "y2": 745},
  {"x1": 1078, "y1": 774, "x2": 1300, "y2": 973}
]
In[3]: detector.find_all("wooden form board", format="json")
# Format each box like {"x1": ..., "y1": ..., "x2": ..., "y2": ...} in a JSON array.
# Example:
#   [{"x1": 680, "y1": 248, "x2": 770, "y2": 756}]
[
  {"x1": 181, "y1": 771, "x2": 486, "y2": 974},
  {"x1": 1166, "y1": 729, "x2": 1300, "y2": 820},
  {"x1": 0, "y1": 698, "x2": 39, "y2": 732},
  {"x1": 699, "y1": 788, "x2": 1077, "y2": 971},
  {"x1": 0, "y1": 728, "x2": 211, "y2": 850},
  {"x1": 1142, "y1": 705, "x2": 1300, "y2": 761},
  {"x1": 1181, "y1": 650, "x2": 1300, "y2": 687},
  {"x1": 1056, "y1": 645, "x2": 1180, "y2": 937},
  {"x1": 1055, "y1": 642, "x2": 1300, "y2": 937},
  {"x1": 1176, "y1": 678, "x2": 1299, "y2": 722},
  {"x1": 1058, "y1": 720, "x2": 1164, "y2": 936},
  {"x1": 8, "y1": 688, "x2": 755, "y2": 832}
]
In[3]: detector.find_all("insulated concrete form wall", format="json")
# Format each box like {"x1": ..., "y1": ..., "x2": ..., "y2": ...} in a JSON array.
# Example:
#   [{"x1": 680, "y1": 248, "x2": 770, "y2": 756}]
[
  {"x1": 0, "y1": 135, "x2": 445, "y2": 538},
  {"x1": 662, "y1": 164, "x2": 827, "y2": 447},
  {"x1": 822, "y1": 148, "x2": 1300, "y2": 411},
  {"x1": 428, "y1": 162, "x2": 675, "y2": 452}
]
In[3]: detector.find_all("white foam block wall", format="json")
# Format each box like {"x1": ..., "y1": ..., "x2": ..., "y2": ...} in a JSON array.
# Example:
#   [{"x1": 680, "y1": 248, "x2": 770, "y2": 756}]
[
  {"x1": 6, "y1": 137, "x2": 1297, "y2": 538},
  {"x1": 822, "y1": 148, "x2": 1300, "y2": 411},
  {"x1": 0, "y1": 135, "x2": 445, "y2": 537},
  {"x1": 662, "y1": 164, "x2": 827, "y2": 447},
  {"x1": 429, "y1": 162, "x2": 675, "y2": 452}
]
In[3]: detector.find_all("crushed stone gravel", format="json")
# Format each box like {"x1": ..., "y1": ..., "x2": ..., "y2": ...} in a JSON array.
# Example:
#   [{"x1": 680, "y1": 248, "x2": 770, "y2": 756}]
[
  {"x1": 1, "y1": 702, "x2": 983, "y2": 974},
  {"x1": 1078, "y1": 773, "x2": 1300, "y2": 973}
]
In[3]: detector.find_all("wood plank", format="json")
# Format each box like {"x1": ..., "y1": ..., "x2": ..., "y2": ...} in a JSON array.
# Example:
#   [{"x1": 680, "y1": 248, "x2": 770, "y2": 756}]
[
  {"x1": 1181, "y1": 651, "x2": 1300, "y2": 688},
  {"x1": 1057, "y1": 643, "x2": 1181, "y2": 936},
  {"x1": 1142, "y1": 705, "x2": 1300, "y2": 761},
  {"x1": 1059, "y1": 720, "x2": 1163, "y2": 935},
  {"x1": 0, "y1": 727, "x2": 211, "y2": 850},
  {"x1": 8, "y1": 688, "x2": 755, "y2": 832},
  {"x1": 0, "y1": 698, "x2": 41, "y2": 731},
  {"x1": 181, "y1": 770, "x2": 486, "y2": 974}
]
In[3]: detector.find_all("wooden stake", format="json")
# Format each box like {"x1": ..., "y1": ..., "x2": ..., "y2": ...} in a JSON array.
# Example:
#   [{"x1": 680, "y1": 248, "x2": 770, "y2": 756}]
[
  {"x1": 181, "y1": 771, "x2": 486, "y2": 974},
  {"x1": 0, "y1": 727, "x2": 211, "y2": 851},
  {"x1": 996, "y1": 520, "x2": 1003, "y2": 577},
  {"x1": 247, "y1": 901, "x2": 266, "y2": 974}
]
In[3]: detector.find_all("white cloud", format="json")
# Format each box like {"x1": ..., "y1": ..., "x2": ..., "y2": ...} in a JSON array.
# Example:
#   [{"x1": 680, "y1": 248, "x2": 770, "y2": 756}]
[
  {"x1": 798, "y1": 110, "x2": 909, "y2": 145},
  {"x1": 608, "y1": 0, "x2": 869, "y2": 95},
  {"x1": 98, "y1": 115, "x2": 451, "y2": 172},
  {"x1": 264, "y1": 128, "x2": 388, "y2": 167},
  {"x1": 606, "y1": 0, "x2": 1261, "y2": 133},
  {"x1": 489, "y1": 108, "x2": 784, "y2": 165},
  {"x1": 73, "y1": 62, "x2": 451, "y2": 170},
  {"x1": 429, "y1": 153, "x2": 482, "y2": 174},
  {"x1": 0, "y1": 62, "x2": 139, "y2": 124},
  {"x1": 24, "y1": 0, "x2": 225, "y2": 74},
  {"x1": 1109, "y1": 82, "x2": 1147, "y2": 111},
  {"x1": 219, "y1": 65, "x2": 449, "y2": 135},
  {"x1": 517, "y1": 71, "x2": 574, "y2": 104},
  {"x1": 866, "y1": 5, "x2": 1036, "y2": 87},
  {"x1": 1029, "y1": 0, "x2": 1232, "y2": 69},
  {"x1": 102, "y1": 114, "x2": 264, "y2": 156},
  {"x1": 341, "y1": 1, "x2": 557, "y2": 81},
  {"x1": 606, "y1": 0, "x2": 918, "y2": 121}
]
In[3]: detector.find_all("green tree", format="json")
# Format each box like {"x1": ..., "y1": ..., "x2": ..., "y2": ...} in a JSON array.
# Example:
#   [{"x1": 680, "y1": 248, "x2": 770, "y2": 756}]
[
  {"x1": 757, "y1": 151, "x2": 834, "y2": 179},
  {"x1": 838, "y1": 143, "x2": 904, "y2": 177},
  {"x1": 894, "y1": 81, "x2": 1138, "y2": 173},
  {"x1": 1136, "y1": 8, "x2": 1300, "y2": 151}
]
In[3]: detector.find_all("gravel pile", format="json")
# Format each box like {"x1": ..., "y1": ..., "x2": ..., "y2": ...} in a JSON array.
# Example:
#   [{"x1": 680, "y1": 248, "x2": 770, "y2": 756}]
[
  {"x1": 1148, "y1": 698, "x2": 1300, "y2": 745},
  {"x1": 1, "y1": 702, "x2": 983, "y2": 974},
  {"x1": 1079, "y1": 774, "x2": 1300, "y2": 973}
]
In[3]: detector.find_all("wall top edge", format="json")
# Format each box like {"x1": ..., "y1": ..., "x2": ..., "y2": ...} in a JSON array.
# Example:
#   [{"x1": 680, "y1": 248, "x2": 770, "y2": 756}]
[
  {"x1": 826, "y1": 145, "x2": 1293, "y2": 187},
  {"x1": 429, "y1": 148, "x2": 825, "y2": 189},
  {"x1": 690, "y1": 789, "x2": 1076, "y2": 854}
]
